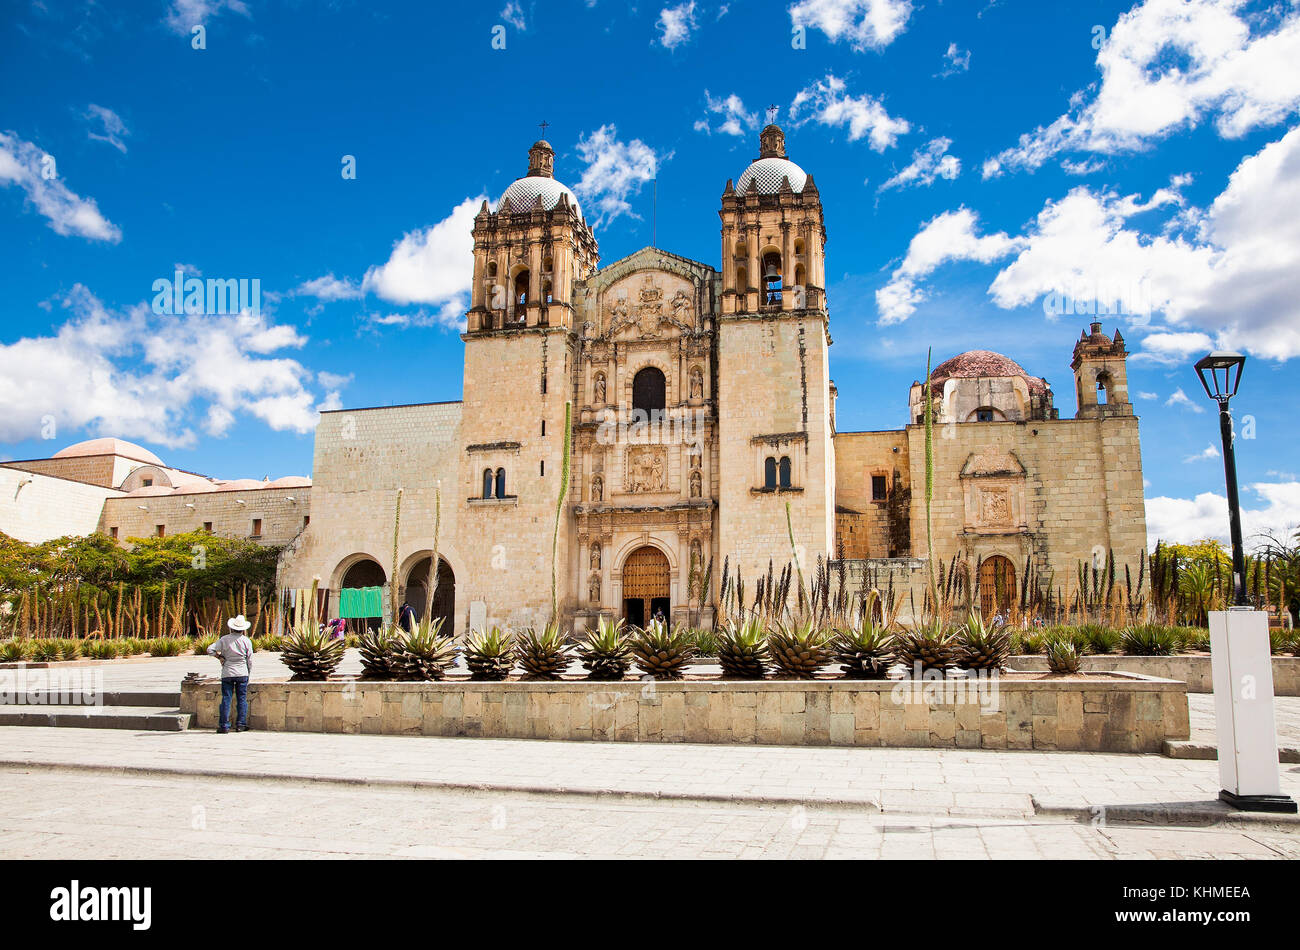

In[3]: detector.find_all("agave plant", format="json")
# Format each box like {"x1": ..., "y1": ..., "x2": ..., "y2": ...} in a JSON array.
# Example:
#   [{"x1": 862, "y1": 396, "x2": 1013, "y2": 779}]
[
  {"x1": 831, "y1": 615, "x2": 895, "y2": 679},
  {"x1": 577, "y1": 616, "x2": 633, "y2": 681},
  {"x1": 1044, "y1": 636, "x2": 1082, "y2": 674},
  {"x1": 955, "y1": 612, "x2": 1013, "y2": 672},
  {"x1": 893, "y1": 619, "x2": 960, "y2": 677},
  {"x1": 58, "y1": 638, "x2": 83, "y2": 660},
  {"x1": 0, "y1": 639, "x2": 32, "y2": 663},
  {"x1": 397, "y1": 618, "x2": 458, "y2": 681},
  {"x1": 1120, "y1": 624, "x2": 1177, "y2": 656},
  {"x1": 464, "y1": 627, "x2": 516, "y2": 681},
  {"x1": 32, "y1": 639, "x2": 61, "y2": 662},
  {"x1": 280, "y1": 621, "x2": 346, "y2": 681},
  {"x1": 716, "y1": 616, "x2": 769, "y2": 679},
  {"x1": 515, "y1": 623, "x2": 574, "y2": 680},
  {"x1": 358, "y1": 625, "x2": 403, "y2": 680},
  {"x1": 767, "y1": 618, "x2": 832, "y2": 679},
  {"x1": 630, "y1": 619, "x2": 696, "y2": 680}
]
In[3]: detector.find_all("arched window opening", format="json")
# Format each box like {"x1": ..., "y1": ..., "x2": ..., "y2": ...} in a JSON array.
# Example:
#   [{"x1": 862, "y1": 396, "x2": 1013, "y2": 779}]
[
  {"x1": 794, "y1": 238, "x2": 806, "y2": 257},
  {"x1": 764, "y1": 457, "x2": 777, "y2": 489},
  {"x1": 632, "y1": 367, "x2": 666, "y2": 417},
  {"x1": 513, "y1": 269, "x2": 530, "y2": 311},
  {"x1": 779, "y1": 456, "x2": 792, "y2": 489},
  {"x1": 794, "y1": 263, "x2": 806, "y2": 286},
  {"x1": 542, "y1": 279, "x2": 553, "y2": 305},
  {"x1": 542, "y1": 256, "x2": 553, "y2": 274},
  {"x1": 482, "y1": 469, "x2": 494, "y2": 499},
  {"x1": 762, "y1": 251, "x2": 783, "y2": 308},
  {"x1": 486, "y1": 261, "x2": 498, "y2": 278},
  {"x1": 970, "y1": 407, "x2": 1004, "y2": 423},
  {"x1": 736, "y1": 266, "x2": 748, "y2": 291},
  {"x1": 495, "y1": 468, "x2": 507, "y2": 499},
  {"x1": 1097, "y1": 371, "x2": 1112, "y2": 405}
]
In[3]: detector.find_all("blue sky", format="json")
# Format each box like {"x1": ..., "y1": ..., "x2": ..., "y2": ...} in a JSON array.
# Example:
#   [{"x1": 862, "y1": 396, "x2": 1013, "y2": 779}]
[{"x1": 2, "y1": 0, "x2": 1299, "y2": 547}]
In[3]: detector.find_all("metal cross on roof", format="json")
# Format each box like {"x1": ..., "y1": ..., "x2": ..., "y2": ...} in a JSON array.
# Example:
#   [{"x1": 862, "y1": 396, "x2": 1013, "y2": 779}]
[
  {"x1": 538, "y1": 120, "x2": 550, "y2": 136},
  {"x1": 767, "y1": 104, "x2": 779, "y2": 124}
]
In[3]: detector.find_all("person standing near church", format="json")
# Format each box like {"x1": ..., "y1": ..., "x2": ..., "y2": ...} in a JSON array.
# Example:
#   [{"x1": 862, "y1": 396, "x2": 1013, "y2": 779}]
[{"x1": 207, "y1": 615, "x2": 254, "y2": 734}]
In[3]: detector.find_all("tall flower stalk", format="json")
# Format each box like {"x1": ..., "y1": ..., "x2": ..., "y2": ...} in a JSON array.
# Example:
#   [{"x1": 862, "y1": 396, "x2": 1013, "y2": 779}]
[
  {"x1": 424, "y1": 480, "x2": 441, "y2": 623},
  {"x1": 551, "y1": 401, "x2": 572, "y2": 622},
  {"x1": 923, "y1": 348, "x2": 938, "y2": 612},
  {"x1": 390, "y1": 487, "x2": 403, "y2": 624}
]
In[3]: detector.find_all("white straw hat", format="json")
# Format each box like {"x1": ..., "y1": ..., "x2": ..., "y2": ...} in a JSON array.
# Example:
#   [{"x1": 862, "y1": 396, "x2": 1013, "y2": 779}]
[{"x1": 228, "y1": 615, "x2": 252, "y2": 631}]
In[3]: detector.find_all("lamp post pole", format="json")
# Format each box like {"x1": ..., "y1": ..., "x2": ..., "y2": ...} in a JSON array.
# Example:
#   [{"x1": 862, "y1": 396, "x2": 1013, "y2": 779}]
[{"x1": 1214, "y1": 395, "x2": 1248, "y2": 606}]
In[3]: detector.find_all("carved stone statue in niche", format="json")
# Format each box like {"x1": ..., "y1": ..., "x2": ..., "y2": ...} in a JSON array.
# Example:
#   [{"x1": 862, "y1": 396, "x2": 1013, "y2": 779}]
[
  {"x1": 589, "y1": 574, "x2": 600, "y2": 604},
  {"x1": 689, "y1": 367, "x2": 703, "y2": 400},
  {"x1": 590, "y1": 543, "x2": 601, "y2": 572},
  {"x1": 690, "y1": 538, "x2": 702, "y2": 570},
  {"x1": 980, "y1": 489, "x2": 1011, "y2": 526},
  {"x1": 593, "y1": 372, "x2": 606, "y2": 405},
  {"x1": 626, "y1": 445, "x2": 667, "y2": 493},
  {"x1": 689, "y1": 469, "x2": 703, "y2": 498},
  {"x1": 591, "y1": 475, "x2": 603, "y2": 503},
  {"x1": 671, "y1": 289, "x2": 693, "y2": 326}
]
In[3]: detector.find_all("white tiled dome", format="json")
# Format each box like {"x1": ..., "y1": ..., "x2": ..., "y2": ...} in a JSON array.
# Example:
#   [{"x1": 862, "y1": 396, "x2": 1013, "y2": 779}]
[
  {"x1": 497, "y1": 176, "x2": 582, "y2": 216},
  {"x1": 737, "y1": 157, "x2": 807, "y2": 195}
]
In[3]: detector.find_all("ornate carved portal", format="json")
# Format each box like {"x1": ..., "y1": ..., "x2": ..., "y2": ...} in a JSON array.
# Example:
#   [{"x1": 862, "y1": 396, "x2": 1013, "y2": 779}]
[
  {"x1": 625, "y1": 445, "x2": 667, "y2": 493},
  {"x1": 622, "y1": 545, "x2": 670, "y2": 628}
]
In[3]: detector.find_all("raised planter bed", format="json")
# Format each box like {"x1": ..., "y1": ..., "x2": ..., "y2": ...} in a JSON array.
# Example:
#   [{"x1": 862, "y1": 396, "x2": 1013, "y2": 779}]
[
  {"x1": 180, "y1": 672, "x2": 1189, "y2": 753},
  {"x1": 1010, "y1": 654, "x2": 1300, "y2": 696}
]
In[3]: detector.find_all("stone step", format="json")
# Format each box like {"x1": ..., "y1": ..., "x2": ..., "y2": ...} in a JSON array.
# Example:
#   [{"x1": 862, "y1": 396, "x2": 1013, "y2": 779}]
[
  {"x1": 1163, "y1": 740, "x2": 1300, "y2": 763},
  {"x1": 0, "y1": 705, "x2": 191, "y2": 731},
  {"x1": 7, "y1": 691, "x2": 182, "y2": 708}
]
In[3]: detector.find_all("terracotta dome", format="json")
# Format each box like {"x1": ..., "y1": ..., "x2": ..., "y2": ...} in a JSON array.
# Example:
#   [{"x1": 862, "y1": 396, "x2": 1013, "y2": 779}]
[
  {"x1": 929, "y1": 350, "x2": 1047, "y2": 394},
  {"x1": 269, "y1": 476, "x2": 312, "y2": 488},
  {"x1": 53, "y1": 438, "x2": 163, "y2": 466}
]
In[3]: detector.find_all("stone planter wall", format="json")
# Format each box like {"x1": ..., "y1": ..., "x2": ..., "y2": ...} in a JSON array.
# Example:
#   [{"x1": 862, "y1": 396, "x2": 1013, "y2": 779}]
[
  {"x1": 180, "y1": 674, "x2": 1189, "y2": 753},
  {"x1": 1010, "y1": 655, "x2": 1300, "y2": 695}
]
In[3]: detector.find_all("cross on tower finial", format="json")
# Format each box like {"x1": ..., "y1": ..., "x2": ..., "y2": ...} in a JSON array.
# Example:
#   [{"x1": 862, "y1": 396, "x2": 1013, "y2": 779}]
[
  {"x1": 538, "y1": 120, "x2": 550, "y2": 136},
  {"x1": 767, "y1": 104, "x2": 779, "y2": 125}
]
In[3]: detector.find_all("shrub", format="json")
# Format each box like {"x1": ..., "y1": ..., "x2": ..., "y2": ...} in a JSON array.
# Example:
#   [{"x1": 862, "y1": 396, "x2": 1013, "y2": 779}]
[
  {"x1": 57, "y1": 638, "x2": 83, "y2": 661},
  {"x1": 146, "y1": 637, "x2": 185, "y2": 657},
  {"x1": 85, "y1": 640, "x2": 121, "y2": 660},
  {"x1": 1120, "y1": 624, "x2": 1178, "y2": 656},
  {"x1": 688, "y1": 627, "x2": 719, "y2": 657},
  {"x1": 253, "y1": 634, "x2": 283, "y2": 652},
  {"x1": 1270, "y1": 629, "x2": 1297, "y2": 656},
  {"x1": 1017, "y1": 631, "x2": 1046, "y2": 655},
  {"x1": 1179, "y1": 627, "x2": 1211, "y2": 652},
  {"x1": 1044, "y1": 637, "x2": 1082, "y2": 674},
  {"x1": 1082, "y1": 625, "x2": 1121, "y2": 655},
  {"x1": 0, "y1": 638, "x2": 33, "y2": 662},
  {"x1": 32, "y1": 640, "x2": 61, "y2": 662}
]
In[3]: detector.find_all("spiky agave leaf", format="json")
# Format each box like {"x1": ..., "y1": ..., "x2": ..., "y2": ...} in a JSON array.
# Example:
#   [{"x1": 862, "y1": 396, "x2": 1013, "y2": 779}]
[
  {"x1": 578, "y1": 615, "x2": 632, "y2": 681},
  {"x1": 281, "y1": 620, "x2": 346, "y2": 681},
  {"x1": 516, "y1": 622, "x2": 574, "y2": 680},
  {"x1": 464, "y1": 626, "x2": 516, "y2": 681},
  {"x1": 397, "y1": 618, "x2": 457, "y2": 680},
  {"x1": 767, "y1": 618, "x2": 831, "y2": 679},
  {"x1": 630, "y1": 619, "x2": 695, "y2": 680},
  {"x1": 955, "y1": 612, "x2": 1013, "y2": 672},
  {"x1": 894, "y1": 619, "x2": 959, "y2": 677},
  {"x1": 716, "y1": 616, "x2": 769, "y2": 679},
  {"x1": 359, "y1": 625, "x2": 403, "y2": 680},
  {"x1": 831, "y1": 613, "x2": 895, "y2": 679}
]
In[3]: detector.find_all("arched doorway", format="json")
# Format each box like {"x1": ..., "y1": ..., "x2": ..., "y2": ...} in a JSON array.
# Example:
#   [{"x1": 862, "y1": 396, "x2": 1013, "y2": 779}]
[
  {"x1": 403, "y1": 556, "x2": 456, "y2": 632},
  {"x1": 338, "y1": 557, "x2": 387, "y2": 631},
  {"x1": 622, "y1": 545, "x2": 670, "y2": 629},
  {"x1": 979, "y1": 555, "x2": 1016, "y2": 618}
]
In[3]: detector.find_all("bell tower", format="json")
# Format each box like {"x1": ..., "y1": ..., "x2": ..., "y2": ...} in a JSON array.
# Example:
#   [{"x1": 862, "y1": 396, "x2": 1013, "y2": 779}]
[
  {"x1": 1072, "y1": 322, "x2": 1133, "y2": 418},
  {"x1": 457, "y1": 140, "x2": 599, "y2": 631},
  {"x1": 715, "y1": 124, "x2": 836, "y2": 581}
]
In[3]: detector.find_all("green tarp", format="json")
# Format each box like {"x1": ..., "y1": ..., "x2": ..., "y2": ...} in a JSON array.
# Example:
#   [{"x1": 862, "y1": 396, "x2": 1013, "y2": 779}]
[{"x1": 338, "y1": 586, "x2": 384, "y2": 619}]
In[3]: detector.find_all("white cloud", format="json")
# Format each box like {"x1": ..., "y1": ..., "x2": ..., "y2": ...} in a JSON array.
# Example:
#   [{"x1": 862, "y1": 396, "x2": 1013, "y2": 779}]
[
  {"x1": 500, "y1": 2, "x2": 526, "y2": 31},
  {"x1": 572, "y1": 125, "x2": 661, "y2": 225},
  {"x1": 0, "y1": 131, "x2": 121, "y2": 242},
  {"x1": 0, "y1": 285, "x2": 326, "y2": 447},
  {"x1": 891, "y1": 127, "x2": 1300, "y2": 359},
  {"x1": 1166, "y1": 387, "x2": 1206, "y2": 413},
  {"x1": 789, "y1": 74, "x2": 910, "y2": 151},
  {"x1": 876, "y1": 209, "x2": 1023, "y2": 324},
  {"x1": 362, "y1": 196, "x2": 484, "y2": 309},
  {"x1": 878, "y1": 137, "x2": 961, "y2": 192},
  {"x1": 1130, "y1": 330, "x2": 1215, "y2": 365},
  {"x1": 940, "y1": 41, "x2": 970, "y2": 75},
  {"x1": 695, "y1": 92, "x2": 759, "y2": 137},
  {"x1": 1147, "y1": 481, "x2": 1300, "y2": 548},
  {"x1": 1137, "y1": 391, "x2": 1159, "y2": 400},
  {"x1": 986, "y1": 0, "x2": 1300, "y2": 176},
  {"x1": 1183, "y1": 442, "x2": 1220, "y2": 463},
  {"x1": 294, "y1": 274, "x2": 362, "y2": 302},
  {"x1": 84, "y1": 105, "x2": 128, "y2": 153},
  {"x1": 163, "y1": 0, "x2": 250, "y2": 36},
  {"x1": 656, "y1": 2, "x2": 697, "y2": 48},
  {"x1": 789, "y1": 0, "x2": 913, "y2": 51}
]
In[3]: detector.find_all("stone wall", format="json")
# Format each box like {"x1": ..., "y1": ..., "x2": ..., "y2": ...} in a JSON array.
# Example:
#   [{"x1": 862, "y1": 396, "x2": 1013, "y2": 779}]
[
  {"x1": 1011, "y1": 655, "x2": 1300, "y2": 696},
  {"x1": 100, "y1": 487, "x2": 309, "y2": 546},
  {"x1": 181, "y1": 675, "x2": 1189, "y2": 753},
  {"x1": 4, "y1": 454, "x2": 139, "y2": 489},
  {"x1": 834, "y1": 430, "x2": 909, "y2": 558},
  {"x1": 0, "y1": 468, "x2": 123, "y2": 543}
]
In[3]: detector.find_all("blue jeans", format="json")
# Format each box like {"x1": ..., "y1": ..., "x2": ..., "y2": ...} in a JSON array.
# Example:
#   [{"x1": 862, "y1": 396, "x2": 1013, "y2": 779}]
[{"x1": 219, "y1": 676, "x2": 249, "y2": 731}]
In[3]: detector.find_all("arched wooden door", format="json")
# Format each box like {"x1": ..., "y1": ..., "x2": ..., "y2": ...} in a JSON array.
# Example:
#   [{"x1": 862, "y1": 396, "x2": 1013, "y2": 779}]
[
  {"x1": 622, "y1": 545, "x2": 670, "y2": 629},
  {"x1": 979, "y1": 555, "x2": 1016, "y2": 618}
]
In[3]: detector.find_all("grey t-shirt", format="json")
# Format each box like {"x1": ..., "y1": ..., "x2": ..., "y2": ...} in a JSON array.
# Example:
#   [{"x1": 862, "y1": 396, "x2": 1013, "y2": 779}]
[{"x1": 208, "y1": 632, "x2": 254, "y2": 678}]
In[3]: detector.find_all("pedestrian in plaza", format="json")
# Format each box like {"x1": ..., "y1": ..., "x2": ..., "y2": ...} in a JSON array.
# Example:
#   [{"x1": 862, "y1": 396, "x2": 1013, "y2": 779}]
[
  {"x1": 398, "y1": 602, "x2": 417, "y2": 633},
  {"x1": 207, "y1": 614, "x2": 254, "y2": 734}
]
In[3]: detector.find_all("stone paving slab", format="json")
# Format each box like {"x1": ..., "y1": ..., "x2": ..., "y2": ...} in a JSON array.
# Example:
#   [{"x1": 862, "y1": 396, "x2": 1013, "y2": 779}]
[
  {"x1": 1, "y1": 766, "x2": 1295, "y2": 860},
  {"x1": 2, "y1": 725, "x2": 1297, "y2": 827}
]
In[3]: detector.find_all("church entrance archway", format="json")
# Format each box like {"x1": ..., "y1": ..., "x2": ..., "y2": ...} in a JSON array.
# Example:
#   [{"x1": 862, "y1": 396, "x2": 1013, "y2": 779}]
[
  {"x1": 337, "y1": 557, "x2": 387, "y2": 631},
  {"x1": 622, "y1": 545, "x2": 669, "y2": 629},
  {"x1": 403, "y1": 556, "x2": 456, "y2": 633},
  {"x1": 979, "y1": 555, "x2": 1016, "y2": 618}
]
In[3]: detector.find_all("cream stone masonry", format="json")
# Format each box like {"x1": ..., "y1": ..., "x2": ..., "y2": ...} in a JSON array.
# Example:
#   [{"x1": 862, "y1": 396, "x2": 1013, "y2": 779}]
[{"x1": 0, "y1": 468, "x2": 124, "y2": 543}]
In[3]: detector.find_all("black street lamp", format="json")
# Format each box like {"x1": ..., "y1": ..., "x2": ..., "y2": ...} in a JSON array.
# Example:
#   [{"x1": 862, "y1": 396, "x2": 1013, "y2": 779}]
[{"x1": 1194, "y1": 351, "x2": 1248, "y2": 606}]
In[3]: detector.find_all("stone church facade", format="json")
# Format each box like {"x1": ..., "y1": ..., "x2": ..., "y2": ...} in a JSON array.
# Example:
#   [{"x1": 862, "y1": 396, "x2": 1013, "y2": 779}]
[{"x1": 277, "y1": 127, "x2": 1147, "y2": 634}]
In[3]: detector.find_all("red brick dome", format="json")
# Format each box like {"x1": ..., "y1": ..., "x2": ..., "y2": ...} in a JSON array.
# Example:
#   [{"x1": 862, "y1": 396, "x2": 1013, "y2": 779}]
[{"x1": 930, "y1": 350, "x2": 1047, "y2": 394}]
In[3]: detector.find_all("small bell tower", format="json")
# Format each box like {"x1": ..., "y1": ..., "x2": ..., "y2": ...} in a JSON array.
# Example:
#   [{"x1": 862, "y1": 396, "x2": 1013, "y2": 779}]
[{"x1": 1072, "y1": 321, "x2": 1133, "y2": 418}]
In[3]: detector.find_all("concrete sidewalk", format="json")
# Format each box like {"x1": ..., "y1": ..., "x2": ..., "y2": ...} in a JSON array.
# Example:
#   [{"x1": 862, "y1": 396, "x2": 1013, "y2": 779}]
[{"x1": 2, "y1": 725, "x2": 1297, "y2": 829}]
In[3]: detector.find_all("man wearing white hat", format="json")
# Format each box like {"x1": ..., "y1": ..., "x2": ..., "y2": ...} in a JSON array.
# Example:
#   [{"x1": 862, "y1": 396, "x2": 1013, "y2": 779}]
[{"x1": 207, "y1": 615, "x2": 255, "y2": 734}]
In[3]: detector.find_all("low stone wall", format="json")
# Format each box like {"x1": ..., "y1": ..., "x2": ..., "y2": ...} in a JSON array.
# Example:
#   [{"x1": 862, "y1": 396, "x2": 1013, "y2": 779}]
[
  {"x1": 1010, "y1": 655, "x2": 1300, "y2": 696},
  {"x1": 180, "y1": 674, "x2": 1189, "y2": 753}
]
